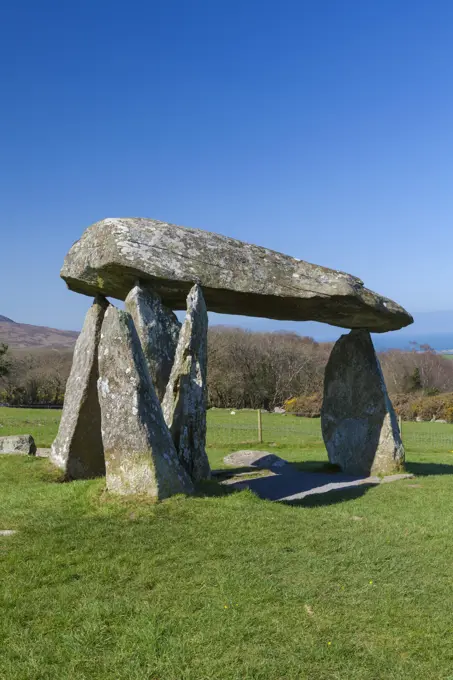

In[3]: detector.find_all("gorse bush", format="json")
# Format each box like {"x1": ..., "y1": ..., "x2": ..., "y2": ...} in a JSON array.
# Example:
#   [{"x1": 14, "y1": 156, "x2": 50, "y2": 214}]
[
  {"x1": 391, "y1": 393, "x2": 453, "y2": 422},
  {"x1": 284, "y1": 394, "x2": 323, "y2": 417}
]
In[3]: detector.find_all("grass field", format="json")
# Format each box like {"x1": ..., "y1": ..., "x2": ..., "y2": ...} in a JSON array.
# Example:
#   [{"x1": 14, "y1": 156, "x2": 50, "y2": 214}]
[{"x1": 2, "y1": 408, "x2": 453, "y2": 679}]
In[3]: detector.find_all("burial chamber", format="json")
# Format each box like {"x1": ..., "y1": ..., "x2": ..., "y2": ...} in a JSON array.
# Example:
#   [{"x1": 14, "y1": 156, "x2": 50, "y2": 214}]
[
  {"x1": 51, "y1": 218, "x2": 412, "y2": 493},
  {"x1": 61, "y1": 217, "x2": 413, "y2": 333}
]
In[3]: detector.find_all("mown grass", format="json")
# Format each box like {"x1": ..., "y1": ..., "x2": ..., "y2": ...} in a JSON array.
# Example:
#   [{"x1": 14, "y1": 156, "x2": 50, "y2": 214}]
[{"x1": 2, "y1": 408, "x2": 453, "y2": 679}]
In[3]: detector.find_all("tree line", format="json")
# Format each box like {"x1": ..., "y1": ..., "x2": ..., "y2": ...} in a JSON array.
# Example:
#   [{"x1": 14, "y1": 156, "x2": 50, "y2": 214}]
[{"x1": 1, "y1": 330, "x2": 453, "y2": 412}]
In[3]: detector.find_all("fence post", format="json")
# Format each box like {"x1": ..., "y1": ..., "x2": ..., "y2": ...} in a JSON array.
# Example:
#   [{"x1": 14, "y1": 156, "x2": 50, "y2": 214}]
[
  {"x1": 398, "y1": 415, "x2": 403, "y2": 441},
  {"x1": 257, "y1": 409, "x2": 263, "y2": 443}
]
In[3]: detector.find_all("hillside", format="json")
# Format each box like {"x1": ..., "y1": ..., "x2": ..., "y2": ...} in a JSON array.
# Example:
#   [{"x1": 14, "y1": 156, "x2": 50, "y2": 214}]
[{"x1": 0, "y1": 316, "x2": 78, "y2": 349}]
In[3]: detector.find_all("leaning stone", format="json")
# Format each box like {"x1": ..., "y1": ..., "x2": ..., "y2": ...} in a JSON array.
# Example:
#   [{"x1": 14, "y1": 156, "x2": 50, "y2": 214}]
[
  {"x1": 125, "y1": 283, "x2": 181, "y2": 401},
  {"x1": 97, "y1": 306, "x2": 194, "y2": 498},
  {"x1": 321, "y1": 330, "x2": 405, "y2": 476},
  {"x1": 61, "y1": 217, "x2": 413, "y2": 332},
  {"x1": 50, "y1": 297, "x2": 108, "y2": 479},
  {"x1": 0, "y1": 434, "x2": 36, "y2": 455},
  {"x1": 162, "y1": 284, "x2": 211, "y2": 481}
]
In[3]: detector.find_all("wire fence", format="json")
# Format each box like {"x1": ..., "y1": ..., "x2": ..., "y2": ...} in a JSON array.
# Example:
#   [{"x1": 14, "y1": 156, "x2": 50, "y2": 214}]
[{"x1": 206, "y1": 410, "x2": 453, "y2": 452}]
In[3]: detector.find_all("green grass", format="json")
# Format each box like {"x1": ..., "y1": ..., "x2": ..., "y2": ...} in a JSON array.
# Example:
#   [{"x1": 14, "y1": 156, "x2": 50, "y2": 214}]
[
  {"x1": 2, "y1": 408, "x2": 453, "y2": 679},
  {"x1": 0, "y1": 407, "x2": 61, "y2": 448}
]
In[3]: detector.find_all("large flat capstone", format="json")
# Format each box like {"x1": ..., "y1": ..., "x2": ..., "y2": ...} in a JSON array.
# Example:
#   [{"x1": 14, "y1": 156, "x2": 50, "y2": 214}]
[
  {"x1": 321, "y1": 330, "x2": 405, "y2": 476},
  {"x1": 61, "y1": 218, "x2": 413, "y2": 332},
  {"x1": 97, "y1": 306, "x2": 194, "y2": 498}
]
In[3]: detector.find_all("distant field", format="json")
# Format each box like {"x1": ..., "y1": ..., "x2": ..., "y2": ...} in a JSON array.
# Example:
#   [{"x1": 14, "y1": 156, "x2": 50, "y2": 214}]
[
  {"x1": 1, "y1": 406, "x2": 453, "y2": 462},
  {"x1": 2, "y1": 408, "x2": 453, "y2": 679},
  {"x1": 0, "y1": 407, "x2": 328, "y2": 466}
]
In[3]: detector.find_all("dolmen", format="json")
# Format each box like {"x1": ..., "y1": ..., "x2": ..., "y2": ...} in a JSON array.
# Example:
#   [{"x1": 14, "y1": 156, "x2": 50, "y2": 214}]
[{"x1": 50, "y1": 217, "x2": 413, "y2": 495}]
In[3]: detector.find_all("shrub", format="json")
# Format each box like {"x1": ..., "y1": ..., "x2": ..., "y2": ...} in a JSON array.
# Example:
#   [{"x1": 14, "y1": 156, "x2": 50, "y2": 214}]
[
  {"x1": 284, "y1": 393, "x2": 323, "y2": 417},
  {"x1": 391, "y1": 392, "x2": 453, "y2": 422}
]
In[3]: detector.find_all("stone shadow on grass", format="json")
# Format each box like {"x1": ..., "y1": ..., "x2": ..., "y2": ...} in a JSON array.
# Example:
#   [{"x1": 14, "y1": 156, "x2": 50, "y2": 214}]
[
  {"x1": 212, "y1": 462, "x2": 384, "y2": 506},
  {"x1": 282, "y1": 484, "x2": 374, "y2": 508},
  {"x1": 405, "y1": 462, "x2": 453, "y2": 476}
]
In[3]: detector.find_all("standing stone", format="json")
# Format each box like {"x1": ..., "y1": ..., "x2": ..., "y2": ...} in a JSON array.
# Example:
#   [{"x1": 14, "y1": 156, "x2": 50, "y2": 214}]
[
  {"x1": 162, "y1": 284, "x2": 211, "y2": 481},
  {"x1": 321, "y1": 330, "x2": 405, "y2": 476},
  {"x1": 97, "y1": 306, "x2": 194, "y2": 498},
  {"x1": 50, "y1": 297, "x2": 108, "y2": 479},
  {"x1": 125, "y1": 284, "x2": 181, "y2": 401}
]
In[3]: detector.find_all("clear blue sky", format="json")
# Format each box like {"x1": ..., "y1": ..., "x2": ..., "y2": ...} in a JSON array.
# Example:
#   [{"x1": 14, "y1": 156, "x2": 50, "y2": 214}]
[{"x1": 1, "y1": 0, "x2": 452, "y2": 333}]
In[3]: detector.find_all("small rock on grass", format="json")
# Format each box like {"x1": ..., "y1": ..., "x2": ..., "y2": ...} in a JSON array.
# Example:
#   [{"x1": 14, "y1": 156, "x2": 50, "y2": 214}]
[
  {"x1": 223, "y1": 450, "x2": 287, "y2": 469},
  {"x1": 0, "y1": 435, "x2": 36, "y2": 455}
]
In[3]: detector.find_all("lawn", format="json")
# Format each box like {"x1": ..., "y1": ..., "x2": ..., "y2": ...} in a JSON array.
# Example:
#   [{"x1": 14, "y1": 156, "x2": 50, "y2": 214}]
[{"x1": 1, "y1": 408, "x2": 453, "y2": 679}]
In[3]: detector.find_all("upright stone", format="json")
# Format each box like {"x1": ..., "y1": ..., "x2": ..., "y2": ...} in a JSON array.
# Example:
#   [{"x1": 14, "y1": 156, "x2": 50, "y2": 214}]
[
  {"x1": 321, "y1": 330, "x2": 405, "y2": 476},
  {"x1": 162, "y1": 284, "x2": 211, "y2": 482},
  {"x1": 125, "y1": 284, "x2": 181, "y2": 401},
  {"x1": 50, "y1": 297, "x2": 107, "y2": 479},
  {"x1": 97, "y1": 306, "x2": 194, "y2": 498}
]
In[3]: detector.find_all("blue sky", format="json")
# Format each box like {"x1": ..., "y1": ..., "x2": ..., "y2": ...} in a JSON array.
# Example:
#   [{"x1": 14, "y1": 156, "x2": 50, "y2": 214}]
[{"x1": 1, "y1": 0, "x2": 453, "y2": 337}]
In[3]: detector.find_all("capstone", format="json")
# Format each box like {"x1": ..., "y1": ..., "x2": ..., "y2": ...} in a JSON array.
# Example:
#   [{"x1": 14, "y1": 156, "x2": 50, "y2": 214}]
[{"x1": 60, "y1": 218, "x2": 413, "y2": 332}]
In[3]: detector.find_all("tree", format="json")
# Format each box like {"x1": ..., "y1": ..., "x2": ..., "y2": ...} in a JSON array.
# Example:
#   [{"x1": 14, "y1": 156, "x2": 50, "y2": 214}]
[
  {"x1": 0, "y1": 344, "x2": 10, "y2": 378},
  {"x1": 408, "y1": 366, "x2": 422, "y2": 392}
]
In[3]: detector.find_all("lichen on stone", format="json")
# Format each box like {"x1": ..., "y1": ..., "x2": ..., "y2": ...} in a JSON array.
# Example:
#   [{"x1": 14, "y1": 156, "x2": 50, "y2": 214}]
[
  {"x1": 97, "y1": 305, "x2": 194, "y2": 498},
  {"x1": 162, "y1": 284, "x2": 211, "y2": 482},
  {"x1": 321, "y1": 329, "x2": 405, "y2": 476}
]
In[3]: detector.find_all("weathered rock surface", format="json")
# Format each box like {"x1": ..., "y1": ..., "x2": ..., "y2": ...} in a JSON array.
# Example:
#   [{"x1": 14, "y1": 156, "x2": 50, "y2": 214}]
[
  {"x1": 97, "y1": 306, "x2": 194, "y2": 498},
  {"x1": 61, "y1": 218, "x2": 413, "y2": 332},
  {"x1": 125, "y1": 284, "x2": 181, "y2": 401},
  {"x1": 0, "y1": 434, "x2": 36, "y2": 455},
  {"x1": 321, "y1": 330, "x2": 405, "y2": 476},
  {"x1": 162, "y1": 284, "x2": 211, "y2": 481},
  {"x1": 50, "y1": 297, "x2": 107, "y2": 479},
  {"x1": 223, "y1": 450, "x2": 287, "y2": 469}
]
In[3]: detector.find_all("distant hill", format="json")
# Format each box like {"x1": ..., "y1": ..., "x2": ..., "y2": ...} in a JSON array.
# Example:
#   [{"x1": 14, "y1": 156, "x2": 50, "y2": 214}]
[{"x1": 0, "y1": 316, "x2": 78, "y2": 349}]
